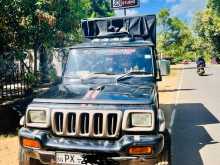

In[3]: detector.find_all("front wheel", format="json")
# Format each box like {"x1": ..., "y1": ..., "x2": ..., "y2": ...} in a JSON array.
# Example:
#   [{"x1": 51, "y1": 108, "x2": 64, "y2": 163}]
[
  {"x1": 197, "y1": 68, "x2": 205, "y2": 76},
  {"x1": 156, "y1": 131, "x2": 171, "y2": 165},
  {"x1": 19, "y1": 146, "x2": 42, "y2": 165}
]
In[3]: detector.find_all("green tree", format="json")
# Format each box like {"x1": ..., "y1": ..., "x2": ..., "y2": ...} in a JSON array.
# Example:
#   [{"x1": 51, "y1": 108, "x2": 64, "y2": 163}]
[
  {"x1": 0, "y1": 0, "x2": 114, "y2": 83},
  {"x1": 158, "y1": 9, "x2": 170, "y2": 32},
  {"x1": 89, "y1": 0, "x2": 115, "y2": 18},
  {"x1": 193, "y1": 0, "x2": 220, "y2": 59},
  {"x1": 208, "y1": 0, "x2": 220, "y2": 14},
  {"x1": 157, "y1": 9, "x2": 196, "y2": 63},
  {"x1": 0, "y1": 0, "x2": 26, "y2": 53}
]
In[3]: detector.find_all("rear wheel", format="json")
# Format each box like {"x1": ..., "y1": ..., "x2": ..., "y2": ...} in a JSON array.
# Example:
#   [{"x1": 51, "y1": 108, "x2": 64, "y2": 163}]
[
  {"x1": 156, "y1": 131, "x2": 171, "y2": 165},
  {"x1": 19, "y1": 147, "x2": 42, "y2": 165}
]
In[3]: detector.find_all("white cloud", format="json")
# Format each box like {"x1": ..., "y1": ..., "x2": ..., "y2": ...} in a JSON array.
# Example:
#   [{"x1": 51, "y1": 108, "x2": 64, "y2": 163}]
[
  {"x1": 115, "y1": 9, "x2": 139, "y2": 17},
  {"x1": 170, "y1": 0, "x2": 206, "y2": 19}
]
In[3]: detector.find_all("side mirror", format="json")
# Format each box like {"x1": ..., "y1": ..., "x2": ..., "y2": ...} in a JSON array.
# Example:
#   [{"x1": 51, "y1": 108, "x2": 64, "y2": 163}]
[
  {"x1": 156, "y1": 61, "x2": 162, "y2": 81},
  {"x1": 157, "y1": 75, "x2": 162, "y2": 81},
  {"x1": 55, "y1": 77, "x2": 62, "y2": 85},
  {"x1": 157, "y1": 76, "x2": 162, "y2": 81},
  {"x1": 158, "y1": 109, "x2": 166, "y2": 132},
  {"x1": 20, "y1": 116, "x2": 25, "y2": 126}
]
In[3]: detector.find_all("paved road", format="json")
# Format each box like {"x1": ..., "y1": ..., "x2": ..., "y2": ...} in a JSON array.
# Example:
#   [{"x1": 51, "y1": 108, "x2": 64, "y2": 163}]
[{"x1": 172, "y1": 64, "x2": 220, "y2": 165}]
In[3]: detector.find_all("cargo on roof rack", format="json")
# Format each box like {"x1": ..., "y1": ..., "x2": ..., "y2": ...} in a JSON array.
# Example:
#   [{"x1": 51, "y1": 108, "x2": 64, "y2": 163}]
[{"x1": 81, "y1": 15, "x2": 156, "y2": 45}]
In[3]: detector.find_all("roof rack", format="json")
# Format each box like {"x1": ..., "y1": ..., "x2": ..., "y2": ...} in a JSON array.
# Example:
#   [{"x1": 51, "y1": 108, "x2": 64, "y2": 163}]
[{"x1": 81, "y1": 15, "x2": 156, "y2": 46}]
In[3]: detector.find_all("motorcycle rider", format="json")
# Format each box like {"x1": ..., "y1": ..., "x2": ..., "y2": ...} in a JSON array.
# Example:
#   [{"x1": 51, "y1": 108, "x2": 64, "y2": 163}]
[
  {"x1": 196, "y1": 56, "x2": 206, "y2": 75},
  {"x1": 196, "y1": 56, "x2": 206, "y2": 68}
]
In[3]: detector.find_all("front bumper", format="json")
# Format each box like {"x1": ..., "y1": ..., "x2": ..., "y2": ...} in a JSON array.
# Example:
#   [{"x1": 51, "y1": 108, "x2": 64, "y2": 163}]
[{"x1": 19, "y1": 127, "x2": 164, "y2": 164}]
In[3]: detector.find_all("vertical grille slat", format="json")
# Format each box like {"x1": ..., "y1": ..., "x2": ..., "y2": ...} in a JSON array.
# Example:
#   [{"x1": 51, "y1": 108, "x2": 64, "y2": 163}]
[
  {"x1": 107, "y1": 114, "x2": 118, "y2": 136},
  {"x1": 111, "y1": 115, "x2": 114, "y2": 135},
  {"x1": 58, "y1": 114, "x2": 62, "y2": 132},
  {"x1": 94, "y1": 113, "x2": 103, "y2": 135},
  {"x1": 71, "y1": 114, "x2": 74, "y2": 132},
  {"x1": 67, "y1": 113, "x2": 76, "y2": 133},
  {"x1": 52, "y1": 110, "x2": 122, "y2": 138},
  {"x1": 54, "y1": 112, "x2": 64, "y2": 133},
  {"x1": 80, "y1": 113, "x2": 89, "y2": 134},
  {"x1": 102, "y1": 113, "x2": 108, "y2": 136}
]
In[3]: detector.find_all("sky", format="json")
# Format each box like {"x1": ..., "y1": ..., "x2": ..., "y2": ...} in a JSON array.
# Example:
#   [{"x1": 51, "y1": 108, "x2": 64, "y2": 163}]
[{"x1": 114, "y1": 0, "x2": 207, "y2": 23}]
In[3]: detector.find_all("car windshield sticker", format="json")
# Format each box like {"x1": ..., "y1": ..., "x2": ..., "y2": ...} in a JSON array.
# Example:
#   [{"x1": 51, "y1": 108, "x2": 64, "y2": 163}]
[
  {"x1": 145, "y1": 55, "x2": 152, "y2": 59},
  {"x1": 109, "y1": 48, "x2": 136, "y2": 55}
]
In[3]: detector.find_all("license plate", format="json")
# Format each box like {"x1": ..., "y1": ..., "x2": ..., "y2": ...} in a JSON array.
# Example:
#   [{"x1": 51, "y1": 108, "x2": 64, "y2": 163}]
[{"x1": 56, "y1": 152, "x2": 83, "y2": 165}]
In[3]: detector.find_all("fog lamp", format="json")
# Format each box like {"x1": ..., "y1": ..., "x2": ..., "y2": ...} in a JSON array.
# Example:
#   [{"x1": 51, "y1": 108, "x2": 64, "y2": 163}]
[{"x1": 22, "y1": 138, "x2": 41, "y2": 149}]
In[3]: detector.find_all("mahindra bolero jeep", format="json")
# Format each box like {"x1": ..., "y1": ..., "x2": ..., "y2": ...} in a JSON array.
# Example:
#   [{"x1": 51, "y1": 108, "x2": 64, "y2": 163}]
[{"x1": 19, "y1": 15, "x2": 171, "y2": 165}]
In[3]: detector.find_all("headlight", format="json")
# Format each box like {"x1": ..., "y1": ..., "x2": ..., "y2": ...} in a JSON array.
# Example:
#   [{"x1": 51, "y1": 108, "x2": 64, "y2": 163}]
[
  {"x1": 122, "y1": 110, "x2": 155, "y2": 131},
  {"x1": 131, "y1": 113, "x2": 152, "y2": 127},
  {"x1": 28, "y1": 110, "x2": 46, "y2": 123},
  {"x1": 26, "y1": 108, "x2": 50, "y2": 128}
]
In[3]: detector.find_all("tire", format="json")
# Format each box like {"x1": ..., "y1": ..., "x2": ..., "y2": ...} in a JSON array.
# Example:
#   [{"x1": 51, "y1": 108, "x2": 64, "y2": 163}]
[
  {"x1": 156, "y1": 131, "x2": 171, "y2": 165},
  {"x1": 197, "y1": 68, "x2": 205, "y2": 76},
  {"x1": 19, "y1": 146, "x2": 42, "y2": 165}
]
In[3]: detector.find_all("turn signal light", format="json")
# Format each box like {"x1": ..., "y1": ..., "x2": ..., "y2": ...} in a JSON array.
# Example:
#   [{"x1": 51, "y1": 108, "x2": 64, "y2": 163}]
[
  {"x1": 22, "y1": 138, "x2": 41, "y2": 149},
  {"x1": 128, "y1": 146, "x2": 152, "y2": 155}
]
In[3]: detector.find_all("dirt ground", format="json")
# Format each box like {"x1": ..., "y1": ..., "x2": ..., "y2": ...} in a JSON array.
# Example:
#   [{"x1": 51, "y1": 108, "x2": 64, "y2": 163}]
[
  {"x1": 0, "y1": 136, "x2": 19, "y2": 165},
  {"x1": 159, "y1": 65, "x2": 183, "y2": 109},
  {"x1": 0, "y1": 65, "x2": 183, "y2": 165}
]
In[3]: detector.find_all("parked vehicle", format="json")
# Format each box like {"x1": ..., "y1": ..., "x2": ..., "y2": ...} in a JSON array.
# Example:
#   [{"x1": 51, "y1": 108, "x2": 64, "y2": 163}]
[
  {"x1": 19, "y1": 15, "x2": 171, "y2": 165},
  {"x1": 181, "y1": 60, "x2": 190, "y2": 64}
]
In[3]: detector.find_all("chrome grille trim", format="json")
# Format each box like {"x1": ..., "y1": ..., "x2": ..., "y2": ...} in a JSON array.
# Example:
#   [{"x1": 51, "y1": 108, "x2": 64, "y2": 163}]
[{"x1": 51, "y1": 110, "x2": 122, "y2": 138}]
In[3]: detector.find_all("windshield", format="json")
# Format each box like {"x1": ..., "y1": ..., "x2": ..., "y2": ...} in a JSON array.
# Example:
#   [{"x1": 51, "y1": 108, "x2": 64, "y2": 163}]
[{"x1": 64, "y1": 47, "x2": 153, "y2": 78}]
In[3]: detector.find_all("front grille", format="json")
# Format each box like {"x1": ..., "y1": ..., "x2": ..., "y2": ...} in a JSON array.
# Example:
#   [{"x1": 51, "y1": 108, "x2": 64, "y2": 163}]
[{"x1": 51, "y1": 110, "x2": 122, "y2": 138}]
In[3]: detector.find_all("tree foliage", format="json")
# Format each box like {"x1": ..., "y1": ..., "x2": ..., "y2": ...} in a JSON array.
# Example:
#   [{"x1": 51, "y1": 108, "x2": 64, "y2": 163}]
[
  {"x1": 157, "y1": 9, "x2": 196, "y2": 63},
  {"x1": 0, "y1": 0, "x2": 114, "y2": 52},
  {"x1": 0, "y1": 0, "x2": 114, "y2": 80},
  {"x1": 194, "y1": 0, "x2": 220, "y2": 59}
]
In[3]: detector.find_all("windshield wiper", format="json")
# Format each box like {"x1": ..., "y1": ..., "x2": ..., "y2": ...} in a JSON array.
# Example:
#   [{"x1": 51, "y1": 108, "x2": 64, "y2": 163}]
[
  {"x1": 116, "y1": 70, "x2": 152, "y2": 82},
  {"x1": 92, "y1": 72, "x2": 116, "y2": 75}
]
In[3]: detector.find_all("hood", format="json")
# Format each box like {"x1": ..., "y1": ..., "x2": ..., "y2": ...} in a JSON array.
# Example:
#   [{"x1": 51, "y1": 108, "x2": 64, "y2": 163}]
[{"x1": 37, "y1": 78, "x2": 155, "y2": 105}]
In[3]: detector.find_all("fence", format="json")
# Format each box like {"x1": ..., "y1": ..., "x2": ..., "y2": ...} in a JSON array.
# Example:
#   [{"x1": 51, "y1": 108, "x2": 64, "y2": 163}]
[{"x1": 0, "y1": 55, "x2": 31, "y2": 102}]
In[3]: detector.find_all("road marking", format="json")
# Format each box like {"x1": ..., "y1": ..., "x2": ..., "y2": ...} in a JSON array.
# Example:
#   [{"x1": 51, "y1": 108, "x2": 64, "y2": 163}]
[{"x1": 169, "y1": 66, "x2": 185, "y2": 130}]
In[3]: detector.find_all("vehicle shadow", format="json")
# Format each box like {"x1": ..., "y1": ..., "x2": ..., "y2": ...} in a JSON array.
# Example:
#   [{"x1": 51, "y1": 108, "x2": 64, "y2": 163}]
[
  {"x1": 201, "y1": 73, "x2": 213, "y2": 77},
  {"x1": 159, "y1": 88, "x2": 195, "y2": 93},
  {"x1": 171, "y1": 66, "x2": 196, "y2": 70},
  {"x1": 0, "y1": 97, "x2": 32, "y2": 135},
  {"x1": 169, "y1": 103, "x2": 220, "y2": 165}
]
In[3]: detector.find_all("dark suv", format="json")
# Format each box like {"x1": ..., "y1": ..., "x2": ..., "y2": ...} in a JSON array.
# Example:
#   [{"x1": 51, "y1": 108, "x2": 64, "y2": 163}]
[{"x1": 19, "y1": 15, "x2": 171, "y2": 165}]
